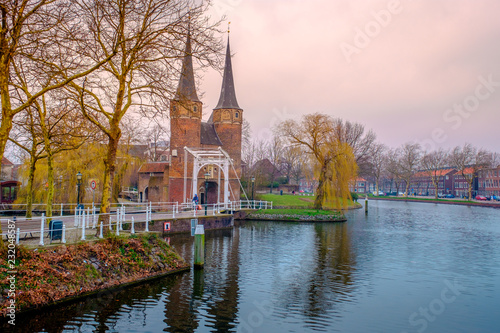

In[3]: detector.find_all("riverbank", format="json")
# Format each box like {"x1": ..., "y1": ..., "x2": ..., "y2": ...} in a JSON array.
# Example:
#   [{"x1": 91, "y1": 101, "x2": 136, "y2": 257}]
[
  {"x1": 0, "y1": 233, "x2": 188, "y2": 316},
  {"x1": 245, "y1": 209, "x2": 347, "y2": 222},
  {"x1": 370, "y1": 196, "x2": 500, "y2": 208}
]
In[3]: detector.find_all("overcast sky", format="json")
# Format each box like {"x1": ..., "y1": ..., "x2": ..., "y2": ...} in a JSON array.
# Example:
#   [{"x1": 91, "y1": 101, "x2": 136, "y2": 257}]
[{"x1": 196, "y1": 0, "x2": 500, "y2": 152}]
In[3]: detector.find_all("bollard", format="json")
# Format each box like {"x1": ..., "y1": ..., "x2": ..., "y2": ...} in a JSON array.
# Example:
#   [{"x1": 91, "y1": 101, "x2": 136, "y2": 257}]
[
  {"x1": 74, "y1": 209, "x2": 78, "y2": 227},
  {"x1": 16, "y1": 227, "x2": 20, "y2": 245},
  {"x1": 120, "y1": 207, "x2": 124, "y2": 230},
  {"x1": 131, "y1": 216, "x2": 135, "y2": 234},
  {"x1": 81, "y1": 214, "x2": 86, "y2": 240},
  {"x1": 194, "y1": 225, "x2": 205, "y2": 268},
  {"x1": 116, "y1": 218, "x2": 120, "y2": 236},
  {"x1": 82, "y1": 209, "x2": 86, "y2": 229},
  {"x1": 40, "y1": 214, "x2": 45, "y2": 246},
  {"x1": 365, "y1": 197, "x2": 368, "y2": 214},
  {"x1": 62, "y1": 224, "x2": 66, "y2": 244},
  {"x1": 172, "y1": 206, "x2": 176, "y2": 219},
  {"x1": 87, "y1": 208, "x2": 91, "y2": 228},
  {"x1": 119, "y1": 208, "x2": 123, "y2": 231},
  {"x1": 99, "y1": 222, "x2": 103, "y2": 239},
  {"x1": 145, "y1": 214, "x2": 149, "y2": 232},
  {"x1": 149, "y1": 202, "x2": 152, "y2": 222},
  {"x1": 92, "y1": 207, "x2": 97, "y2": 229},
  {"x1": 61, "y1": 203, "x2": 63, "y2": 216}
]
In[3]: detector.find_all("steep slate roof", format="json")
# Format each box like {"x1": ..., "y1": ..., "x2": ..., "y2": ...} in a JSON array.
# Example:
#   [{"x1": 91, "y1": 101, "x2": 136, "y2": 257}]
[
  {"x1": 174, "y1": 31, "x2": 200, "y2": 102},
  {"x1": 214, "y1": 37, "x2": 241, "y2": 110},
  {"x1": 138, "y1": 162, "x2": 169, "y2": 173},
  {"x1": 414, "y1": 168, "x2": 457, "y2": 178},
  {"x1": 200, "y1": 122, "x2": 223, "y2": 146}
]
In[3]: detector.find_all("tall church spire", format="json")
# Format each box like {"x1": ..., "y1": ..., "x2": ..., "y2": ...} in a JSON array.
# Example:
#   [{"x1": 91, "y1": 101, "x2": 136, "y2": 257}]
[
  {"x1": 214, "y1": 36, "x2": 240, "y2": 110},
  {"x1": 175, "y1": 30, "x2": 200, "y2": 102}
]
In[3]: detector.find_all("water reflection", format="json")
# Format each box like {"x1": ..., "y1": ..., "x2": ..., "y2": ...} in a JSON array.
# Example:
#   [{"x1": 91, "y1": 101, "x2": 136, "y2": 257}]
[{"x1": 4, "y1": 201, "x2": 500, "y2": 332}]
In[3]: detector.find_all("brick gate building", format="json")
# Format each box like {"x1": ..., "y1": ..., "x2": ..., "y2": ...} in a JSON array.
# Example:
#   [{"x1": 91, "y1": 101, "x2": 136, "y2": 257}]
[{"x1": 139, "y1": 33, "x2": 243, "y2": 205}]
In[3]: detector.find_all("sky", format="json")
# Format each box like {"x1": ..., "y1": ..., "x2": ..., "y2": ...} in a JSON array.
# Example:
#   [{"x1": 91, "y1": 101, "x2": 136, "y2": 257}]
[{"x1": 196, "y1": 0, "x2": 500, "y2": 152}]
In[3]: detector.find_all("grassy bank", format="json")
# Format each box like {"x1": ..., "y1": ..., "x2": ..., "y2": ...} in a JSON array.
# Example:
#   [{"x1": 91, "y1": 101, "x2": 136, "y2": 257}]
[
  {"x1": 247, "y1": 209, "x2": 346, "y2": 222},
  {"x1": 0, "y1": 234, "x2": 188, "y2": 315},
  {"x1": 257, "y1": 193, "x2": 359, "y2": 209},
  {"x1": 370, "y1": 196, "x2": 500, "y2": 208}
]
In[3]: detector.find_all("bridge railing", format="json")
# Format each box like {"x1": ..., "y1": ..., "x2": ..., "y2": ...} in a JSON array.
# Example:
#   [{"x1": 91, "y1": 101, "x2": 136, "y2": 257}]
[{"x1": 0, "y1": 200, "x2": 273, "y2": 246}]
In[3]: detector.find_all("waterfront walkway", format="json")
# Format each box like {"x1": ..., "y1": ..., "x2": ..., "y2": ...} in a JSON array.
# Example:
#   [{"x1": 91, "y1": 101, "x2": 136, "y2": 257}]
[{"x1": 0, "y1": 200, "x2": 271, "y2": 247}]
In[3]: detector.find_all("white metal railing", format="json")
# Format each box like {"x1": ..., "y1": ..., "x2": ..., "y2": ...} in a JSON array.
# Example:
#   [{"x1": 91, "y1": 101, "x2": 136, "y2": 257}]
[{"x1": 0, "y1": 200, "x2": 273, "y2": 246}]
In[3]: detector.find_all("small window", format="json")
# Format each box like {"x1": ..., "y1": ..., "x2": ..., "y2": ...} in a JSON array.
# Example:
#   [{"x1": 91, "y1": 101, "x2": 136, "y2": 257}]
[
  {"x1": 193, "y1": 106, "x2": 197, "y2": 113},
  {"x1": 235, "y1": 112, "x2": 239, "y2": 118},
  {"x1": 173, "y1": 105, "x2": 177, "y2": 112}
]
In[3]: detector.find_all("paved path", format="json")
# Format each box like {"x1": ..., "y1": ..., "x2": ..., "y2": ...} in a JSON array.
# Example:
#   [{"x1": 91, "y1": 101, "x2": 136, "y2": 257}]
[{"x1": 0, "y1": 208, "x2": 232, "y2": 246}]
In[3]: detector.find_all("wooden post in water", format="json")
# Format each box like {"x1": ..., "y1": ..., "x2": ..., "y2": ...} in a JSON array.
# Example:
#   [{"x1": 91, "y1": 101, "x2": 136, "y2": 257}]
[
  {"x1": 194, "y1": 225, "x2": 205, "y2": 269},
  {"x1": 365, "y1": 196, "x2": 368, "y2": 214}
]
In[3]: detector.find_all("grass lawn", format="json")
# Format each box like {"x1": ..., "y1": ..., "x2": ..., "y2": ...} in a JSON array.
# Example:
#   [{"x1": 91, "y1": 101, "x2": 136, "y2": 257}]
[
  {"x1": 257, "y1": 193, "x2": 314, "y2": 207},
  {"x1": 378, "y1": 196, "x2": 478, "y2": 204},
  {"x1": 253, "y1": 209, "x2": 342, "y2": 217},
  {"x1": 256, "y1": 193, "x2": 357, "y2": 209}
]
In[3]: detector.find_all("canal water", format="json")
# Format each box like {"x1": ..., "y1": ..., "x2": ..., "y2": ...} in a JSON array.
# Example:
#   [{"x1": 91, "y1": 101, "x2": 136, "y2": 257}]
[{"x1": 6, "y1": 200, "x2": 500, "y2": 332}]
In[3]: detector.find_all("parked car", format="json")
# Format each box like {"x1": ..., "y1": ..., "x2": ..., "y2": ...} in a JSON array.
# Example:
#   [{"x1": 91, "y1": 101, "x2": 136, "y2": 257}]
[
  {"x1": 492, "y1": 195, "x2": 500, "y2": 201},
  {"x1": 445, "y1": 194, "x2": 455, "y2": 198},
  {"x1": 437, "y1": 193, "x2": 446, "y2": 198},
  {"x1": 475, "y1": 195, "x2": 488, "y2": 201}
]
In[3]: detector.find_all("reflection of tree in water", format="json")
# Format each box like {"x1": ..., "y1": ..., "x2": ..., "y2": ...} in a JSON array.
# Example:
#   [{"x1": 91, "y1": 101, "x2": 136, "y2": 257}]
[
  {"x1": 163, "y1": 228, "x2": 241, "y2": 332},
  {"x1": 9, "y1": 274, "x2": 181, "y2": 333},
  {"x1": 276, "y1": 222, "x2": 355, "y2": 325}
]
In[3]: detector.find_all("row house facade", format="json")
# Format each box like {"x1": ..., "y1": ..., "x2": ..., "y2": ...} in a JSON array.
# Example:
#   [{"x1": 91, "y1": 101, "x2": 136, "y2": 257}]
[
  {"x1": 453, "y1": 168, "x2": 479, "y2": 198},
  {"x1": 373, "y1": 166, "x2": 499, "y2": 198},
  {"x1": 349, "y1": 178, "x2": 368, "y2": 194},
  {"x1": 478, "y1": 166, "x2": 500, "y2": 197},
  {"x1": 409, "y1": 169, "x2": 456, "y2": 196}
]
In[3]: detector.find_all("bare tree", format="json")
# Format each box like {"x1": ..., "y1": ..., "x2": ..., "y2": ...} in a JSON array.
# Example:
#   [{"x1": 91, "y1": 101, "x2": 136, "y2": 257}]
[
  {"x1": 66, "y1": 0, "x2": 223, "y2": 219},
  {"x1": 143, "y1": 122, "x2": 170, "y2": 162},
  {"x1": 449, "y1": 143, "x2": 492, "y2": 200},
  {"x1": 421, "y1": 148, "x2": 449, "y2": 199},
  {"x1": 332, "y1": 118, "x2": 376, "y2": 176},
  {"x1": 385, "y1": 148, "x2": 402, "y2": 195},
  {"x1": 265, "y1": 135, "x2": 284, "y2": 193},
  {"x1": 369, "y1": 142, "x2": 387, "y2": 196},
  {"x1": 398, "y1": 142, "x2": 422, "y2": 197},
  {"x1": 0, "y1": 0, "x2": 115, "y2": 169},
  {"x1": 280, "y1": 113, "x2": 357, "y2": 210},
  {"x1": 9, "y1": 107, "x2": 46, "y2": 218}
]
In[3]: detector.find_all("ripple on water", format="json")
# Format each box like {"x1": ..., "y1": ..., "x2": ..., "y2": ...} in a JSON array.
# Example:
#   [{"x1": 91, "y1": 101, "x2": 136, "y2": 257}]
[{"x1": 10, "y1": 201, "x2": 500, "y2": 333}]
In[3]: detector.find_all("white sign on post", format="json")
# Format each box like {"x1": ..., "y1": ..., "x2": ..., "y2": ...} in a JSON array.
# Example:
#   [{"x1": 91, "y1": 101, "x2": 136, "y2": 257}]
[{"x1": 89, "y1": 179, "x2": 97, "y2": 208}]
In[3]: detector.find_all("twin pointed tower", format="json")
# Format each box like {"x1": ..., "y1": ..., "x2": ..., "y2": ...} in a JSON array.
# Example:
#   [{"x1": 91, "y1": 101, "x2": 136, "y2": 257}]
[{"x1": 168, "y1": 32, "x2": 243, "y2": 204}]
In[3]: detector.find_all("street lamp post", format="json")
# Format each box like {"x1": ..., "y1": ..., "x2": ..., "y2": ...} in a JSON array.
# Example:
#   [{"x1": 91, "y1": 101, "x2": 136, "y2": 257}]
[
  {"x1": 76, "y1": 171, "x2": 82, "y2": 208},
  {"x1": 251, "y1": 177, "x2": 255, "y2": 208},
  {"x1": 204, "y1": 172, "x2": 210, "y2": 216}
]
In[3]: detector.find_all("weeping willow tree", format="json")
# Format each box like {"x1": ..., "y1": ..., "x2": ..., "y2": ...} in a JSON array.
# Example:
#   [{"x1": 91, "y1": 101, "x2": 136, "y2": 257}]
[{"x1": 279, "y1": 113, "x2": 358, "y2": 210}]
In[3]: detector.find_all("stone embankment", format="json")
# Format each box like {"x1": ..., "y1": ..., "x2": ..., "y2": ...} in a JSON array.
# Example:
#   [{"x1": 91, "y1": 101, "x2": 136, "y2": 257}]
[
  {"x1": 247, "y1": 213, "x2": 347, "y2": 222},
  {"x1": 0, "y1": 233, "x2": 188, "y2": 316}
]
